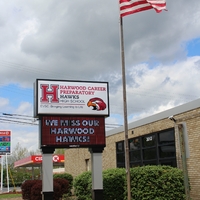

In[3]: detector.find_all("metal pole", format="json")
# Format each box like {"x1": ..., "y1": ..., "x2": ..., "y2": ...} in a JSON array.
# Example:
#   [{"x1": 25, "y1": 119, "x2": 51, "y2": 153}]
[
  {"x1": 90, "y1": 147, "x2": 104, "y2": 200},
  {"x1": 119, "y1": 17, "x2": 131, "y2": 200},
  {"x1": 178, "y1": 124, "x2": 190, "y2": 199},
  {"x1": 6, "y1": 154, "x2": 9, "y2": 192},
  {"x1": 1, "y1": 156, "x2": 3, "y2": 191},
  {"x1": 42, "y1": 152, "x2": 54, "y2": 200}
]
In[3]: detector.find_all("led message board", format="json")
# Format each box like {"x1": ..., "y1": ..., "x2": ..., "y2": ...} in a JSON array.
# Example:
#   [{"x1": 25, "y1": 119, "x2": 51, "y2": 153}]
[
  {"x1": 0, "y1": 130, "x2": 11, "y2": 155},
  {"x1": 40, "y1": 116, "x2": 105, "y2": 148},
  {"x1": 34, "y1": 79, "x2": 109, "y2": 117}
]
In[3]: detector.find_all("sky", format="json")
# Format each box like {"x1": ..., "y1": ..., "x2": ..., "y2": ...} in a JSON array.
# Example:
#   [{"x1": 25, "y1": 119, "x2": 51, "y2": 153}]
[{"x1": 0, "y1": 0, "x2": 200, "y2": 152}]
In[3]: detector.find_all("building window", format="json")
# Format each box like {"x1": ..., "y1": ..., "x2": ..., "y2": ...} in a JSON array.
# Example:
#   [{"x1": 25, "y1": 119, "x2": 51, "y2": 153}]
[
  {"x1": 130, "y1": 150, "x2": 141, "y2": 162},
  {"x1": 143, "y1": 148, "x2": 157, "y2": 160},
  {"x1": 159, "y1": 145, "x2": 176, "y2": 158},
  {"x1": 116, "y1": 128, "x2": 177, "y2": 168},
  {"x1": 116, "y1": 141, "x2": 125, "y2": 168},
  {"x1": 129, "y1": 138, "x2": 140, "y2": 150},
  {"x1": 142, "y1": 135, "x2": 156, "y2": 147}
]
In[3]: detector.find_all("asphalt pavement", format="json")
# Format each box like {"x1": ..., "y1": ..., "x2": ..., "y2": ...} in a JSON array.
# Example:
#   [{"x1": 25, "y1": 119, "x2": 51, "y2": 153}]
[{"x1": 0, "y1": 186, "x2": 21, "y2": 193}]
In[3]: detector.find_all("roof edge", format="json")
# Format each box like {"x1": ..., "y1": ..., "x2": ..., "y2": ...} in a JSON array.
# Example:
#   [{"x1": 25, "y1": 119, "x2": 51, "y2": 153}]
[{"x1": 106, "y1": 98, "x2": 200, "y2": 137}]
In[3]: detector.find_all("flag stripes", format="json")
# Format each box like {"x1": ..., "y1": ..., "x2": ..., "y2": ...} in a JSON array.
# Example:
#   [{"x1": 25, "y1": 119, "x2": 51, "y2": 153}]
[{"x1": 120, "y1": 0, "x2": 166, "y2": 17}]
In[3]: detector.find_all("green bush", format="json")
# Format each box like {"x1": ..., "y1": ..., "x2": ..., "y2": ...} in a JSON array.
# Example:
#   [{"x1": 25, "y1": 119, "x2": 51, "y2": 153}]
[
  {"x1": 129, "y1": 165, "x2": 185, "y2": 200},
  {"x1": 4, "y1": 170, "x2": 33, "y2": 187},
  {"x1": 103, "y1": 168, "x2": 126, "y2": 200},
  {"x1": 73, "y1": 166, "x2": 186, "y2": 200},
  {"x1": 73, "y1": 171, "x2": 92, "y2": 200},
  {"x1": 73, "y1": 169, "x2": 126, "y2": 200}
]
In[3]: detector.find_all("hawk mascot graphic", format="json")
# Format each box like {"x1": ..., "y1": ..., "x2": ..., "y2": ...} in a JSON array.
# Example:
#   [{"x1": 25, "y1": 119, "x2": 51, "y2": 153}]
[{"x1": 87, "y1": 97, "x2": 106, "y2": 111}]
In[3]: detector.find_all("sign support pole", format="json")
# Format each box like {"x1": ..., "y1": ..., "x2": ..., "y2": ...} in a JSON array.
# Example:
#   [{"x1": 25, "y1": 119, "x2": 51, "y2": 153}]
[
  {"x1": 1, "y1": 156, "x2": 3, "y2": 191},
  {"x1": 89, "y1": 146, "x2": 104, "y2": 200},
  {"x1": 41, "y1": 147, "x2": 55, "y2": 200},
  {"x1": 6, "y1": 154, "x2": 9, "y2": 192},
  {"x1": 177, "y1": 124, "x2": 190, "y2": 199}
]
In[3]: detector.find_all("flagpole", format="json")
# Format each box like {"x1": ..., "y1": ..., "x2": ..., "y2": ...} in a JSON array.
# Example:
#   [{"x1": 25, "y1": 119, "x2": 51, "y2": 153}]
[{"x1": 119, "y1": 17, "x2": 131, "y2": 200}]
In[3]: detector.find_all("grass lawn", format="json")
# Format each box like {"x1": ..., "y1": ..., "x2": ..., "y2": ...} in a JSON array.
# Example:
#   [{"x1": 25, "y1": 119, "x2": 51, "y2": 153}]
[
  {"x1": 0, "y1": 193, "x2": 22, "y2": 199},
  {"x1": 0, "y1": 193, "x2": 78, "y2": 200}
]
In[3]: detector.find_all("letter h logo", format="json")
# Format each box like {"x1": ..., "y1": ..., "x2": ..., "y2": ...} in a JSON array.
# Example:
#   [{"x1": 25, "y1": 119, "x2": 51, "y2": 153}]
[{"x1": 40, "y1": 84, "x2": 59, "y2": 103}]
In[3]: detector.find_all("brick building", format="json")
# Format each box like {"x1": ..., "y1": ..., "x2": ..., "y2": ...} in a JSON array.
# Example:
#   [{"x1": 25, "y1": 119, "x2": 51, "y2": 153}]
[{"x1": 65, "y1": 98, "x2": 200, "y2": 199}]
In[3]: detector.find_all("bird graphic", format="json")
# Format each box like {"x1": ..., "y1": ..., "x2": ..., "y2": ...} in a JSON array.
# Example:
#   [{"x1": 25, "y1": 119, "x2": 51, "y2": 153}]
[{"x1": 87, "y1": 97, "x2": 106, "y2": 111}]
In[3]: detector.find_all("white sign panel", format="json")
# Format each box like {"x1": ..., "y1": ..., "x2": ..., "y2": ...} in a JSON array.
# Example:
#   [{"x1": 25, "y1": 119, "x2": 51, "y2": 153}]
[{"x1": 34, "y1": 79, "x2": 109, "y2": 117}]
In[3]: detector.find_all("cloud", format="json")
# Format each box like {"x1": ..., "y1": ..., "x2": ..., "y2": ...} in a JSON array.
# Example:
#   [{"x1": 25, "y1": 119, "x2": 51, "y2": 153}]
[
  {"x1": 1, "y1": 0, "x2": 200, "y2": 86},
  {"x1": 0, "y1": 98, "x2": 9, "y2": 108},
  {"x1": 15, "y1": 102, "x2": 33, "y2": 115},
  {"x1": 109, "y1": 56, "x2": 200, "y2": 117},
  {"x1": 1, "y1": 0, "x2": 200, "y2": 151},
  {"x1": 129, "y1": 100, "x2": 177, "y2": 122},
  {"x1": 12, "y1": 126, "x2": 39, "y2": 152}
]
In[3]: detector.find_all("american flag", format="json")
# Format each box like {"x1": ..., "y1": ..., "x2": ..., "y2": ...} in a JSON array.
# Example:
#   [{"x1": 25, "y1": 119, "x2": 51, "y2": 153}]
[{"x1": 119, "y1": 0, "x2": 166, "y2": 17}]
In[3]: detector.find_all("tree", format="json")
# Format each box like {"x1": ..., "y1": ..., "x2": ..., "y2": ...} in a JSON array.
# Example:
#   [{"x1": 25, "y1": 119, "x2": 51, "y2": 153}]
[
  {"x1": 29, "y1": 149, "x2": 41, "y2": 156},
  {"x1": 54, "y1": 148, "x2": 65, "y2": 154},
  {"x1": 8, "y1": 143, "x2": 41, "y2": 168},
  {"x1": 8, "y1": 142, "x2": 29, "y2": 167},
  {"x1": 3, "y1": 143, "x2": 41, "y2": 186}
]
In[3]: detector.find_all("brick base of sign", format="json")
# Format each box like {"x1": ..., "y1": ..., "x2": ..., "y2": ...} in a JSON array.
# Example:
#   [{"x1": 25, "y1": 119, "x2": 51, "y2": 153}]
[{"x1": 92, "y1": 189, "x2": 103, "y2": 200}]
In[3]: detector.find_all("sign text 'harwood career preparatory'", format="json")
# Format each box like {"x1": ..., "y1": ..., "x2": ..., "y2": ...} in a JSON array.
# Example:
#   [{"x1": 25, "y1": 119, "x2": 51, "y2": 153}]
[
  {"x1": 40, "y1": 116, "x2": 105, "y2": 148},
  {"x1": 34, "y1": 79, "x2": 109, "y2": 117}
]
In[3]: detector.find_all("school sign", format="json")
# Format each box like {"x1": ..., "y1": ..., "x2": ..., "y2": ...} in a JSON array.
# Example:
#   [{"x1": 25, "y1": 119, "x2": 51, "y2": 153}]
[
  {"x1": 34, "y1": 79, "x2": 109, "y2": 117},
  {"x1": 34, "y1": 79, "x2": 109, "y2": 148}
]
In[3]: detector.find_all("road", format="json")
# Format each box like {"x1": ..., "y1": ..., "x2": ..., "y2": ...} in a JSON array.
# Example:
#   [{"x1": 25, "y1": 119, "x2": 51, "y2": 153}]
[{"x1": 0, "y1": 186, "x2": 21, "y2": 193}]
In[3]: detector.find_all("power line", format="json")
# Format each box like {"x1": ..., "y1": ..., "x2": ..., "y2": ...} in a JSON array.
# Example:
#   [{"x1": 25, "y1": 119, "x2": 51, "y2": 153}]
[
  {"x1": 0, "y1": 112, "x2": 38, "y2": 126},
  {"x1": 0, "y1": 112, "x2": 122, "y2": 128},
  {"x1": 0, "y1": 59, "x2": 198, "y2": 102},
  {"x1": 1, "y1": 112, "x2": 34, "y2": 118}
]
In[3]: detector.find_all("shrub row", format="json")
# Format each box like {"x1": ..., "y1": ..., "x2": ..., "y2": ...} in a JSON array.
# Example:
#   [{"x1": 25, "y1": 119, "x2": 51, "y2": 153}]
[
  {"x1": 73, "y1": 165, "x2": 186, "y2": 200},
  {"x1": 129, "y1": 165, "x2": 185, "y2": 200},
  {"x1": 53, "y1": 172, "x2": 73, "y2": 195},
  {"x1": 21, "y1": 178, "x2": 69, "y2": 200}
]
